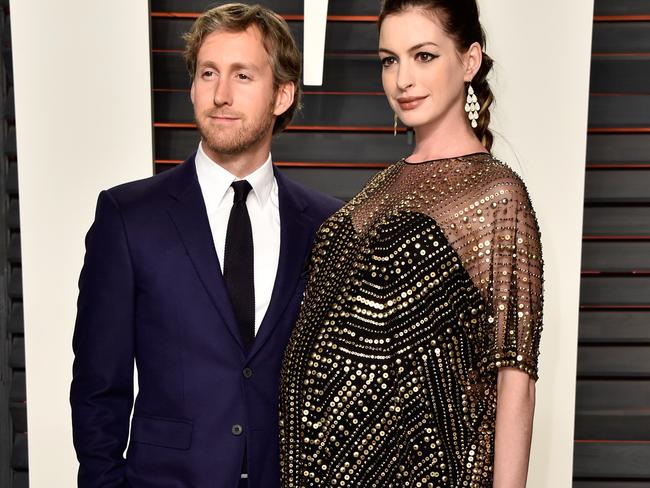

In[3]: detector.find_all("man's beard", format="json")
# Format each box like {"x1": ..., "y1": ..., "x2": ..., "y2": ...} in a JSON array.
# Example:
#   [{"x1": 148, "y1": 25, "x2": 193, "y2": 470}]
[{"x1": 196, "y1": 101, "x2": 275, "y2": 156}]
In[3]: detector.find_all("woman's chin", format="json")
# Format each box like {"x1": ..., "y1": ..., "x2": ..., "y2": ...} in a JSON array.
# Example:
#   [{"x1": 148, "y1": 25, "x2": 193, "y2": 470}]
[{"x1": 398, "y1": 117, "x2": 424, "y2": 130}]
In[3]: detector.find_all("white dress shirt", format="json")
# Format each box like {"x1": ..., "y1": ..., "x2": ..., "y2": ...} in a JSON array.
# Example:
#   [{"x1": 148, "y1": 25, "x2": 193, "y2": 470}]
[{"x1": 194, "y1": 142, "x2": 280, "y2": 335}]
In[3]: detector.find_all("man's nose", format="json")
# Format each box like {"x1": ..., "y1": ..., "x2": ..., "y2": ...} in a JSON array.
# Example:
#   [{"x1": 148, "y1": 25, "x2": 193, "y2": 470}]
[{"x1": 213, "y1": 78, "x2": 233, "y2": 106}]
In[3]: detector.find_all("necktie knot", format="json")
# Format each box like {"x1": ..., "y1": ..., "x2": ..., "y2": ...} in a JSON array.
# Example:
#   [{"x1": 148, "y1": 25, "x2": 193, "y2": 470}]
[{"x1": 232, "y1": 180, "x2": 252, "y2": 204}]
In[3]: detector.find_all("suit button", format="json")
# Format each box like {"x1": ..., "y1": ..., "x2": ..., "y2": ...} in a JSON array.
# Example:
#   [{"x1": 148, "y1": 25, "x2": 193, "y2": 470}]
[
  {"x1": 242, "y1": 367, "x2": 253, "y2": 379},
  {"x1": 232, "y1": 424, "x2": 243, "y2": 436}
]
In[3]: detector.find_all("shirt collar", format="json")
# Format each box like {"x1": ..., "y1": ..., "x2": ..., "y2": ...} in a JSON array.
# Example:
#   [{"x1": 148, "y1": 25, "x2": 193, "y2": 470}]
[{"x1": 195, "y1": 142, "x2": 274, "y2": 207}]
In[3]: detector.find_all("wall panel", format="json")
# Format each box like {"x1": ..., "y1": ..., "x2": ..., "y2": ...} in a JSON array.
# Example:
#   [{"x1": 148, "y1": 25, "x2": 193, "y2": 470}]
[
  {"x1": 574, "y1": 3, "x2": 650, "y2": 484},
  {"x1": 10, "y1": 0, "x2": 153, "y2": 486}
]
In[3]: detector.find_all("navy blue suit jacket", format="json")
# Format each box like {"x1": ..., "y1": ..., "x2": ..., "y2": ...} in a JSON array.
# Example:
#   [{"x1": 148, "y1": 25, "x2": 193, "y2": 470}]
[{"x1": 70, "y1": 155, "x2": 341, "y2": 488}]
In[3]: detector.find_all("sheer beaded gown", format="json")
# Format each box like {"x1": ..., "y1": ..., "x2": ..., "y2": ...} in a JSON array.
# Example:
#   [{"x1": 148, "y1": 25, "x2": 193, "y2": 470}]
[{"x1": 279, "y1": 153, "x2": 543, "y2": 488}]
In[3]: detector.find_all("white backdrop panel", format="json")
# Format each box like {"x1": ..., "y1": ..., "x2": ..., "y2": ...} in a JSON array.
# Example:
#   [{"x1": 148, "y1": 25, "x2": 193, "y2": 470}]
[
  {"x1": 10, "y1": 0, "x2": 153, "y2": 486},
  {"x1": 480, "y1": 1, "x2": 593, "y2": 486}
]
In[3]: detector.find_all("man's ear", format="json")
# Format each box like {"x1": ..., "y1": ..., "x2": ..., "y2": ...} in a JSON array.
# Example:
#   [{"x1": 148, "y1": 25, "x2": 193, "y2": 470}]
[
  {"x1": 273, "y1": 81, "x2": 295, "y2": 116},
  {"x1": 190, "y1": 81, "x2": 196, "y2": 105},
  {"x1": 463, "y1": 42, "x2": 483, "y2": 82}
]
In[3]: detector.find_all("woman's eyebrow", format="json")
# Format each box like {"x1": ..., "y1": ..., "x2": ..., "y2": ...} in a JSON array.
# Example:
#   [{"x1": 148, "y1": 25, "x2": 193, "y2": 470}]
[{"x1": 378, "y1": 41, "x2": 439, "y2": 55}]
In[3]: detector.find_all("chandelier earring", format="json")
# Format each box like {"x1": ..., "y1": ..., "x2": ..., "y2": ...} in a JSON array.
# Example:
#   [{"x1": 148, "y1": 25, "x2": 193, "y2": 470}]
[
  {"x1": 393, "y1": 112, "x2": 398, "y2": 136},
  {"x1": 465, "y1": 84, "x2": 480, "y2": 129}
]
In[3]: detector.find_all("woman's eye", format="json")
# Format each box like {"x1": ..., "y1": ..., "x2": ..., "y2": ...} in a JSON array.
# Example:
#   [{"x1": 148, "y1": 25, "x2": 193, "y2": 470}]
[
  {"x1": 380, "y1": 56, "x2": 396, "y2": 67},
  {"x1": 416, "y1": 52, "x2": 437, "y2": 62}
]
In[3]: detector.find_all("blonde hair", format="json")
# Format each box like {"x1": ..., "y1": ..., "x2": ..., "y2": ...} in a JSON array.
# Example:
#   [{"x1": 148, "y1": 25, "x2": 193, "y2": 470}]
[{"x1": 183, "y1": 3, "x2": 302, "y2": 133}]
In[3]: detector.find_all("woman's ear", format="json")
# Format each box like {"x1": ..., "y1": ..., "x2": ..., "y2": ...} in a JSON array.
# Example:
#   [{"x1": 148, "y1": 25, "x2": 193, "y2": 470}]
[{"x1": 463, "y1": 41, "x2": 483, "y2": 82}]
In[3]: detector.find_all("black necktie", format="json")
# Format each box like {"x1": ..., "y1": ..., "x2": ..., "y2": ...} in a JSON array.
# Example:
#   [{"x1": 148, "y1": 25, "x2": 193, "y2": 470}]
[{"x1": 223, "y1": 180, "x2": 255, "y2": 350}]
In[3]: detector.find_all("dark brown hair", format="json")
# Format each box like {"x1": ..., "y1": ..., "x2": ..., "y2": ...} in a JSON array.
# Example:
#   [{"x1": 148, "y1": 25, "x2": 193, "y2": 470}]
[
  {"x1": 183, "y1": 3, "x2": 302, "y2": 134},
  {"x1": 378, "y1": 0, "x2": 494, "y2": 150}
]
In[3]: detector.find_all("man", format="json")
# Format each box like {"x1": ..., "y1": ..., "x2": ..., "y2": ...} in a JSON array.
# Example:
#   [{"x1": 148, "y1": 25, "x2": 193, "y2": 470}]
[{"x1": 70, "y1": 4, "x2": 341, "y2": 487}]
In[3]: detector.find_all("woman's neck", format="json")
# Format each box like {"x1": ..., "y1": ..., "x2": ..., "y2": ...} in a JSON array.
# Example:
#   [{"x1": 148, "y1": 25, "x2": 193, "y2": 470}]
[{"x1": 408, "y1": 113, "x2": 486, "y2": 162}]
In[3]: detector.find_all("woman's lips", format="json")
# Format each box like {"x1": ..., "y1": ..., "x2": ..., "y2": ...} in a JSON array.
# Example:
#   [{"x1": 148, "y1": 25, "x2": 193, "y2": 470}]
[{"x1": 397, "y1": 95, "x2": 428, "y2": 110}]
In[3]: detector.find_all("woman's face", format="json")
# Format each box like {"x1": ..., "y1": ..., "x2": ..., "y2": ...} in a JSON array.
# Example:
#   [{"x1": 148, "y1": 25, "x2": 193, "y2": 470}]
[{"x1": 379, "y1": 9, "x2": 473, "y2": 131}]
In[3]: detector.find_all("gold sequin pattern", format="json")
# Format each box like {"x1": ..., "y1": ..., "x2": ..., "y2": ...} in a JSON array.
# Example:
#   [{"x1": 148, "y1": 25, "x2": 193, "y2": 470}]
[{"x1": 280, "y1": 153, "x2": 544, "y2": 487}]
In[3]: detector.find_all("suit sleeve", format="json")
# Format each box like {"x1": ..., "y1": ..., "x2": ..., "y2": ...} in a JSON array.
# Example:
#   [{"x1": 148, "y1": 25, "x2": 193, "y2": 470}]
[{"x1": 70, "y1": 190, "x2": 135, "y2": 488}]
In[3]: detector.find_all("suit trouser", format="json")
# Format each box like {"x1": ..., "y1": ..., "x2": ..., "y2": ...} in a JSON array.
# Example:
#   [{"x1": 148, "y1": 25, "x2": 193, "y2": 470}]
[{"x1": 239, "y1": 478, "x2": 248, "y2": 488}]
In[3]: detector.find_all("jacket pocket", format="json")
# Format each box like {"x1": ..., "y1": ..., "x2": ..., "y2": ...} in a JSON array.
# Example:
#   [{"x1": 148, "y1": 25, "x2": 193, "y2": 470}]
[{"x1": 130, "y1": 414, "x2": 193, "y2": 450}]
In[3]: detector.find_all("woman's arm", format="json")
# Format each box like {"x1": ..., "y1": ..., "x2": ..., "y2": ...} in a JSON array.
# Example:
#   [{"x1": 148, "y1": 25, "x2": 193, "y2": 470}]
[{"x1": 492, "y1": 367, "x2": 536, "y2": 488}]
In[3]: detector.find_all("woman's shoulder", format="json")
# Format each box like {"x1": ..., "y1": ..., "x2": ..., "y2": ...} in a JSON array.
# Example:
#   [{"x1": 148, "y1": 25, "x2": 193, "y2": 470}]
[{"x1": 466, "y1": 154, "x2": 535, "y2": 208}]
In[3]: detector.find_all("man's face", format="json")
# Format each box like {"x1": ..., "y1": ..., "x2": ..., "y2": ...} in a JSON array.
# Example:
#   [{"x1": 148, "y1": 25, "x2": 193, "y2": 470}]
[{"x1": 190, "y1": 26, "x2": 279, "y2": 158}]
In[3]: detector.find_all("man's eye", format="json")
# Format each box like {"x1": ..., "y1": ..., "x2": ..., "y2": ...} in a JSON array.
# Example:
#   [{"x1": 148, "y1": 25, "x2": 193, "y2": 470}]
[
  {"x1": 237, "y1": 73, "x2": 250, "y2": 80},
  {"x1": 202, "y1": 70, "x2": 216, "y2": 79}
]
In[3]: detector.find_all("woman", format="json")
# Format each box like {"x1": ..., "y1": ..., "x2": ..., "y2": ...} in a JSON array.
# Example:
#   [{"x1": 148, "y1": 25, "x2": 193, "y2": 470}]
[{"x1": 280, "y1": 1, "x2": 543, "y2": 486}]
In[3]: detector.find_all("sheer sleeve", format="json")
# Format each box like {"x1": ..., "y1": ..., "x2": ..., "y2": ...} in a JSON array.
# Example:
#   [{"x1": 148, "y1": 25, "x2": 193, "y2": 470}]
[{"x1": 480, "y1": 178, "x2": 544, "y2": 380}]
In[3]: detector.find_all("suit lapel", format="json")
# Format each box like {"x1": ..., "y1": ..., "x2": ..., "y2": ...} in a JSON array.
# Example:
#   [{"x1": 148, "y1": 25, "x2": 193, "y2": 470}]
[
  {"x1": 166, "y1": 156, "x2": 245, "y2": 350},
  {"x1": 249, "y1": 169, "x2": 311, "y2": 358}
]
